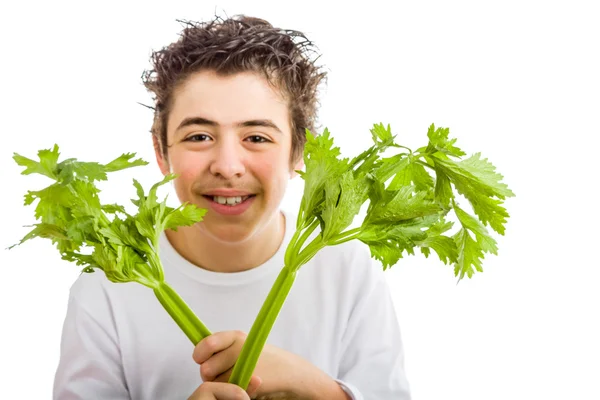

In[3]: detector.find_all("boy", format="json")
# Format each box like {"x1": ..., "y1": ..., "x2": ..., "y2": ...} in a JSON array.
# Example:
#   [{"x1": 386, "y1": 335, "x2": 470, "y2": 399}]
[{"x1": 54, "y1": 15, "x2": 411, "y2": 400}]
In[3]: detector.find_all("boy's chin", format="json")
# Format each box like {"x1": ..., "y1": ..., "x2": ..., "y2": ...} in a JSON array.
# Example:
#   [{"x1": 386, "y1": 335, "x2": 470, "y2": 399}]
[{"x1": 201, "y1": 223, "x2": 257, "y2": 245}]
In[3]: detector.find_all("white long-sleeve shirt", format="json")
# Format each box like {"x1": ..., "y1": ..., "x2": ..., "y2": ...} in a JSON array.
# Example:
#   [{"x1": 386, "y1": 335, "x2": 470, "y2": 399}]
[{"x1": 53, "y1": 209, "x2": 411, "y2": 399}]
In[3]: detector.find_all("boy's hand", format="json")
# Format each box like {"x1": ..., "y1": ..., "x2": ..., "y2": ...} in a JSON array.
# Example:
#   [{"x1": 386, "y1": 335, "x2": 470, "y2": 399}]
[
  {"x1": 192, "y1": 330, "x2": 296, "y2": 398},
  {"x1": 193, "y1": 330, "x2": 350, "y2": 399},
  {"x1": 188, "y1": 377, "x2": 261, "y2": 400}
]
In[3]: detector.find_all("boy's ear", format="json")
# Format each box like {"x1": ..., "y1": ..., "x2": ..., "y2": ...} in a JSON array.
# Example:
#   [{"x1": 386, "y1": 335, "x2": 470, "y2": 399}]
[{"x1": 153, "y1": 136, "x2": 170, "y2": 176}]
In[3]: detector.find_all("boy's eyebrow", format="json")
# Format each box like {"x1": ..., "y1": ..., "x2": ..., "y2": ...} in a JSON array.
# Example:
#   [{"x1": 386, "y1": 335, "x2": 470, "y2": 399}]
[{"x1": 176, "y1": 116, "x2": 283, "y2": 134}]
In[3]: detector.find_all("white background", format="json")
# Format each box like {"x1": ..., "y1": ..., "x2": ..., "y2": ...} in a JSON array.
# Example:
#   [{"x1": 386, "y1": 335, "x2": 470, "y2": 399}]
[{"x1": 1, "y1": 1, "x2": 598, "y2": 399}]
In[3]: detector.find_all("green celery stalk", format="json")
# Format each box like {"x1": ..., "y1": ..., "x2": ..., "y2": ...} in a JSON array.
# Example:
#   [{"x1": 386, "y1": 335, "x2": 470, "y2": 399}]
[
  {"x1": 10, "y1": 145, "x2": 213, "y2": 345},
  {"x1": 154, "y1": 281, "x2": 211, "y2": 343},
  {"x1": 228, "y1": 123, "x2": 515, "y2": 389},
  {"x1": 228, "y1": 266, "x2": 297, "y2": 388}
]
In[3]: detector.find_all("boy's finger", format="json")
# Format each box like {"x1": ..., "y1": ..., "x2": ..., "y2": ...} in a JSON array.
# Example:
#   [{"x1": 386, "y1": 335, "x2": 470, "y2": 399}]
[
  {"x1": 188, "y1": 381, "x2": 250, "y2": 400},
  {"x1": 193, "y1": 331, "x2": 240, "y2": 364},
  {"x1": 246, "y1": 375, "x2": 262, "y2": 399}
]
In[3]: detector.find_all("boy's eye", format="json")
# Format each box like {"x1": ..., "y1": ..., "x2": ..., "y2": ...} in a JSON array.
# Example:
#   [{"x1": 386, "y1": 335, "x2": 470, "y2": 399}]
[
  {"x1": 246, "y1": 135, "x2": 270, "y2": 143},
  {"x1": 185, "y1": 134, "x2": 211, "y2": 142}
]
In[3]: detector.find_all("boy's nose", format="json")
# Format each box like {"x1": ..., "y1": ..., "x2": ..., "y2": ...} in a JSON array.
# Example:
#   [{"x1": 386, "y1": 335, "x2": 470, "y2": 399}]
[{"x1": 208, "y1": 142, "x2": 246, "y2": 179}]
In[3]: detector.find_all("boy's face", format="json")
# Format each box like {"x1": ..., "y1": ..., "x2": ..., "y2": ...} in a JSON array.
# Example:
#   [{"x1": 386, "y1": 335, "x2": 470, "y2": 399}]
[{"x1": 155, "y1": 70, "x2": 302, "y2": 243}]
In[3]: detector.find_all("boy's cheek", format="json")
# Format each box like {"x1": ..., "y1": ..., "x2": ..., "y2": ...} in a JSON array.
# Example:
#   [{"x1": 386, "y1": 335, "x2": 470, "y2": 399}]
[
  {"x1": 171, "y1": 158, "x2": 204, "y2": 182},
  {"x1": 169, "y1": 168, "x2": 202, "y2": 201},
  {"x1": 179, "y1": 168, "x2": 199, "y2": 184}
]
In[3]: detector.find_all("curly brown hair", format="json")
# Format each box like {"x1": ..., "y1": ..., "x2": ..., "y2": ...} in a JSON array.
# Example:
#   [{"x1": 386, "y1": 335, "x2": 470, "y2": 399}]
[{"x1": 141, "y1": 15, "x2": 327, "y2": 165}]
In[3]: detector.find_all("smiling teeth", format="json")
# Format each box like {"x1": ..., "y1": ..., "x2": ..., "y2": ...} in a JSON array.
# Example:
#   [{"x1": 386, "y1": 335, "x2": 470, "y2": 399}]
[{"x1": 213, "y1": 196, "x2": 247, "y2": 205}]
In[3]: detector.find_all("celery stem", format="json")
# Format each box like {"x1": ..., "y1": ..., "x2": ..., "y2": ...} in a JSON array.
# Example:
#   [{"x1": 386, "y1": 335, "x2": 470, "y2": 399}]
[
  {"x1": 296, "y1": 236, "x2": 325, "y2": 267},
  {"x1": 147, "y1": 251, "x2": 165, "y2": 282},
  {"x1": 415, "y1": 159, "x2": 435, "y2": 171},
  {"x1": 398, "y1": 145, "x2": 413, "y2": 153},
  {"x1": 285, "y1": 226, "x2": 304, "y2": 267},
  {"x1": 285, "y1": 217, "x2": 318, "y2": 267},
  {"x1": 293, "y1": 219, "x2": 319, "y2": 255},
  {"x1": 228, "y1": 266, "x2": 297, "y2": 389},
  {"x1": 153, "y1": 281, "x2": 211, "y2": 344},
  {"x1": 329, "y1": 227, "x2": 362, "y2": 245}
]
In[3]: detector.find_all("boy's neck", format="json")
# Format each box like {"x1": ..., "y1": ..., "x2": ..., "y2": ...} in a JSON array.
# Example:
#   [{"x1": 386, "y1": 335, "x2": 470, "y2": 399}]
[{"x1": 164, "y1": 211, "x2": 286, "y2": 273}]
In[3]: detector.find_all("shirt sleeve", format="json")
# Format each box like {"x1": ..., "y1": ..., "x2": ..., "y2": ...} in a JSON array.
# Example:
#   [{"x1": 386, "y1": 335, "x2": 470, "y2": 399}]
[
  {"x1": 53, "y1": 274, "x2": 130, "y2": 400},
  {"x1": 335, "y1": 253, "x2": 412, "y2": 400}
]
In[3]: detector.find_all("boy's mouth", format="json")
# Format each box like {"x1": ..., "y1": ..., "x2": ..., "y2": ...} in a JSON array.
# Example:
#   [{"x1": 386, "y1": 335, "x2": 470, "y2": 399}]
[{"x1": 202, "y1": 194, "x2": 255, "y2": 206}]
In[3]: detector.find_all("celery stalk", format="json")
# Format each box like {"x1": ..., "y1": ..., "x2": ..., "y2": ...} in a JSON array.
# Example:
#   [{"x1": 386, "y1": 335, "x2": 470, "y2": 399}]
[
  {"x1": 10, "y1": 146, "x2": 213, "y2": 345},
  {"x1": 154, "y1": 281, "x2": 212, "y2": 344},
  {"x1": 228, "y1": 266, "x2": 297, "y2": 389}
]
